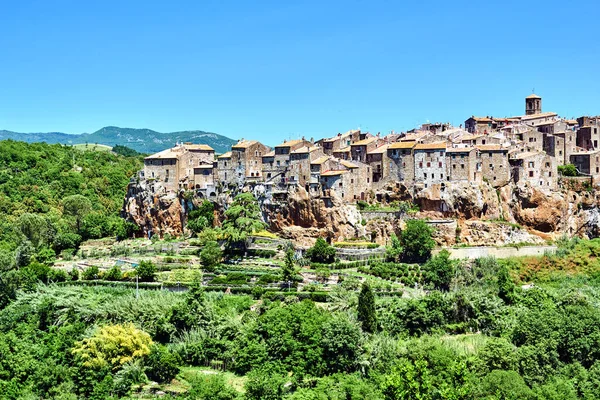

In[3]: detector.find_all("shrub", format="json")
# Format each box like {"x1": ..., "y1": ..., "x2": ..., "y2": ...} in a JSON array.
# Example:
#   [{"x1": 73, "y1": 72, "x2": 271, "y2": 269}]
[
  {"x1": 135, "y1": 261, "x2": 156, "y2": 282},
  {"x1": 103, "y1": 265, "x2": 123, "y2": 281},
  {"x1": 82, "y1": 265, "x2": 100, "y2": 280},
  {"x1": 200, "y1": 241, "x2": 223, "y2": 272},
  {"x1": 306, "y1": 237, "x2": 336, "y2": 264},
  {"x1": 144, "y1": 344, "x2": 181, "y2": 383},
  {"x1": 400, "y1": 219, "x2": 435, "y2": 263}
]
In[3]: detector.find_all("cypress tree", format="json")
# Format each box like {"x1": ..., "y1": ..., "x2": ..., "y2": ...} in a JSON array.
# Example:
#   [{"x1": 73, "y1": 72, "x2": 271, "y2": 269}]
[{"x1": 357, "y1": 282, "x2": 377, "y2": 333}]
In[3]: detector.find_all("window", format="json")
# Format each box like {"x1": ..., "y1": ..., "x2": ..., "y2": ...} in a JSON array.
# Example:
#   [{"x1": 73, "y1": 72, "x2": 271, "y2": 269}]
[
  {"x1": 545, "y1": 162, "x2": 550, "y2": 167},
  {"x1": 453, "y1": 164, "x2": 456, "y2": 169},
  {"x1": 549, "y1": 172, "x2": 552, "y2": 177},
  {"x1": 432, "y1": 174, "x2": 435, "y2": 179},
  {"x1": 402, "y1": 162, "x2": 406, "y2": 167},
  {"x1": 529, "y1": 171, "x2": 534, "y2": 177},
  {"x1": 489, "y1": 153, "x2": 492, "y2": 157},
  {"x1": 528, "y1": 161, "x2": 535, "y2": 168},
  {"x1": 224, "y1": 172, "x2": 227, "y2": 179},
  {"x1": 276, "y1": 160, "x2": 280, "y2": 166},
  {"x1": 427, "y1": 162, "x2": 431, "y2": 167},
  {"x1": 351, "y1": 179, "x2": 354, "y2": 183},
  {"x1": 461, "y1": 164, "x2": 465, "y2": 169},
  {"x1": 419, "y1": 162, "x2": 423, "y2": 168},
  {"x1": 438, "y1": 162, "x2": 442, "y2": 167},
  {"x1": 339, "y1": 182, "x2": 342, "y2": 187},
  {"x1": 489, "y1": 164, "x2": 493, "y2": 168},
  {"x1": 424, "y1": 173, "x2": 428, "y2": 178},
  {"x1": 441, "y1": 173, "x2": 444, "y2": 179},
  {"x1": 367, "y1": 178, "x2": 370, "y2": 183},
  {"x1": 439, "y1": 151, "x2": 443, "y2": 157},
  {"x1": 595, "y1": 140, "x2": 598, "y2": 147},
  {"x1": 224, "y1": 162, "x2": 227, "y2": 167},
  {"x1": 482, "y1": 140, "x2": 486, "y2": 145}
]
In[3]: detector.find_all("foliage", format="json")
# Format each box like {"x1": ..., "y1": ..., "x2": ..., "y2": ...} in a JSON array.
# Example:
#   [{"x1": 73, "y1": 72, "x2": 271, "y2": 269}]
[
  {"x1": 221, "y1": 193, "x2": 265, "y2": 250},
  {"x1": 112, "y1": 145, "x2": 142, "y2": 157},
  {"x1": 135, "y1": 260, "x2": 156, "y2": 282},
  {"x1": 386, "y1": 234, "x2": 403, "y2": 262},
  {"x1": 357, "y1": 282, "x2": 377, "y2": 333},
  {"x1": 186, "y1": 373, "x2": 239, "y2": 400},
  {"x1": 423, "y1": 249, "x2": 455, "y2": 291},
  {"x1": 305, "y1": 237, "x2": 336, "y2": 264},
  {"x1": 200, "y1": 241, "x2": 223, "y2": 271},
  {"x1": 72, "y1": 323, "x2": 152, "y2": 370},
  {"x1": 281, "y1": 249, "x2": 297, "y2": 283},
  {"x1": 558, "y1": 163, "x2": 579, "y2": 177},
  {"x1": 144, "y1": 344, "x2": 180, "y2": 383},
  {"x1": 400, "y1": 219, "x2": 435, "y2": 263}
]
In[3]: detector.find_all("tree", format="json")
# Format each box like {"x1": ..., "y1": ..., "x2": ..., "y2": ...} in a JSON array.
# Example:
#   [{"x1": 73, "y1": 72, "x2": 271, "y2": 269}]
[
  {"x1": 221, "y1": 193, "x2": 265, "y2": 250},
  {"x1": 281, "y1": 249, "x2": 296, "y2": 283},
  {"x1": 305, "y1": 237, "x2": 336, "y2": 264},
  {"x1": 17, "y1": 213, "x2": 53, "y2": 248},
  {"x1": 558, "y1": 164, "x2": 578, "y2": 177},
  {"x1": 135, "y1": 260, "x2": 156, "y2": 282},
  {"x1": 498, "y1": 263, "x2": 516, "y2": 304},
  {"x1": 187, "y1": 374, "x2": 239, "y2": 400},
  {"x1": 423, "y1": 249, "x2": 455, "y2": 291},
  {"x1": 321, "y1": 314, "x2": 363, "y2": 373},
  {"x1": 199, "y1": 241, "x2": 222, "y2": 272},
  {"x1": 400, "y1": 219, "x2": 435, "y2": 263},
  {"x1": 358, "y1": 282, "x2": 377, "y2": 333},
  {"x1": 71, "y1": 323, "x2": 153, "y2": 370},
  {"x1": 144, "y1": 344, "x2": 181, "y2": 383},
  {"x1": 62, "y1": 195, "x2": 92, "y2": 233},
  {"x1": 386, "y1": 234, "x2": 403, "y2": 262}
]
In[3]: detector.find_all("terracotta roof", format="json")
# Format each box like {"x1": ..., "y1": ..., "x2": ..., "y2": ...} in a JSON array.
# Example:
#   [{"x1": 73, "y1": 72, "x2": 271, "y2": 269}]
[
  {"x1": 414, "y1": 142, "x2": 447, "y2": 150},
  {"x1": 321, "y1": 170, "x2": 347, "y2": 177},
  {"x1": 519, "y1": 112, "x2": 558, "y2": 121},
  {"x1": 291, "y1": 145, "x2": 319, "y2": 155},
  {"x1": 275, "y1": 139, "x2": 305, "y2": 148},
  {"x1": 340, "y1": 160, "x2": 359, "y2": 169},
  {"x1": 526, "y1": 93, "x2": 541, "y2": 99},
  {"x1": 510, "y1": 151, "x2": 541, "y2": 160},
  {"x1": 323, "y1": 129, "x2": 359, "y2": 142},
  {"x1": 217, "y1": 151, "x2": 232, "y2": 159},
  {"x1": 446, "y1": 147, "x2": 475, "y2": 153},
  {"x1": 566, "y1": 120, "x2": 578, "y2": 125},
  {"x1": 184, "y1": 144, "x2": 214, "y2": 151},
  {"x1": 195, "y1": 164, "x2": 214, "y2": 169},
  {"x1": 232, "y1": 140, "x2": 258, "y2": 149},
  {"x1": 145, "y1": 149, "x2": 179, "y2": 160},
  {"x1": 351, "y1": 137, "x2": 377, "y2": 146},
  {"x1": 333, "y1": 147, "x2": 350, "y2": 153},
  {"x1": 388, "y1": 142, "x2": 416, "y2": 150},
  {"x1": 367, "y1": 144, "x2": 389, "y2": 154},
  {"x1": 461, "y1": 134, "x2": 483, "y2": 141},
  {"x1": 468, "y1": 116, "x2": 493, "y2": 122},
  {"x1": 476, "y1": 144, "x2": 506, "y2": 152},
  {"x1": 311, "y1": 156, "x2": 330, "y2": 165},
  {"x1": 262, "y1": 150, "x2": 275, "y2": 157}
]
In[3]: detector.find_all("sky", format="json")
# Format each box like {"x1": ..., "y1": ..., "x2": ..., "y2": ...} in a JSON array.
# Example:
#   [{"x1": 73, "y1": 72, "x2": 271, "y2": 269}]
[{"x1": 1, "y1": 0, "x2": 599, "y2": 146}]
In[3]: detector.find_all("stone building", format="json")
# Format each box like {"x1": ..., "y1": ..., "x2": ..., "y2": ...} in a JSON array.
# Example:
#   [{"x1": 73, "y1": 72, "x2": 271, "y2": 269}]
[
  {"x1": 144, "y1": 143, "x2": 215, "y2": 193},
  {"x1": 366, "y1": 144, "x2": 390, "y2": 185},
  {"x1": 274, "y1": 139, "x2": 313, "y2": 177},
  {"x1": 570, "y1": 150, "x2": 600, "y2": 175},
  {"x1": 319, "y1": 130, "x2": 361, "y2": 156},
  {"x1": 261, "y1": 151, "x2": 277, "y2": 182},
  {"x1": 576, "y1": 125, "x2": 600, "y2": 151},
  {"x1": 216, "y1": 151, "x2": 234, "y2": 186},
  {"x1": 510, "y1": 151, "x2": 557, "y2": 191},
  {"x1": 476, "y1": 144, "x2": 510, "y2": 187},
  {"x1": 193, "y1": 164, "x2": 215, "y2": 192},
  {"x1": 230, "y1": 140, "x2": 271, "y2": 184},
  {"x1": 525, "y1": 93, "x2": 542, "y2": 115},
  {"x1": 445, "y1": 147, "x2": 481, "y2": 183},
  {"x1": 288, "y1": 145, "x2": 324, "y2": 187},
  {"x1": 350, "y1": 137, "x2": 378, "y2": 163},
  {"x1": 387, "y1": 142, "x2": 415, "y2": 184},
  {"x1": 413, "y1": 142, "x2": 447, "y2": 188}
]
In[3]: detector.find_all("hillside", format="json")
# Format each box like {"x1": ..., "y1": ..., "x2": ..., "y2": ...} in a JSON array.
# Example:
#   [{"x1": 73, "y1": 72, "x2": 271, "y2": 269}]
[{"x1": 0, "y1": 126, "x2": 237, "y2": 154}]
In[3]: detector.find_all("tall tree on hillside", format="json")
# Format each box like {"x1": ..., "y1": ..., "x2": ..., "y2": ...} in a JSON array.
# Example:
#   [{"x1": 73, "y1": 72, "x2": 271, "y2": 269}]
[
  {"x1": 358, "y1": 282, "x2": 377, "y2": 333},
  {"x1": 400, "y1": 219, "x2": 435, "y2": 263},
  {"x1": 62, "y1": 195, "x2": 92, "y2": 234},
  {"x1": 221, "y1": 193, "x2": 265, "y2": 250}
]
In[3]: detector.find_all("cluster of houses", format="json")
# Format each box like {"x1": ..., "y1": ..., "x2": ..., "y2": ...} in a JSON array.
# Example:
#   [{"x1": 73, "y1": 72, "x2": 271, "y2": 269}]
[{"x1": 142, "y1": 94, "x2": 600, "y2": 203}]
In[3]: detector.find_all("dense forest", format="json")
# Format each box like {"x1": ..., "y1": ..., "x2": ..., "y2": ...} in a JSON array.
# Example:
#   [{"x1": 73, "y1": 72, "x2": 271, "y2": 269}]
[{"x1": 1, "y1": 140, "x2": 600, "y2": 399}]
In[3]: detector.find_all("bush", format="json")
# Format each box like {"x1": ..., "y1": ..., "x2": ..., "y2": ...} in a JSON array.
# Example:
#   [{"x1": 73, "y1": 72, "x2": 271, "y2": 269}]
[
  {"x1": 200, "y1": 241, "x2": 223, "y2": 272},
  {"x1": 305, "y1": 238, "x2": 336, "y2": 264},
  {"x1": 82, "y1": 265, "x2": 100, "y2": 280},
  {"x1": 558, "y1": 164, "x2": 578, "y2": 177},
  {"x1": 144, "y1": 344, "x2": 181, "y2": 383},
  {"x1": 135, "y1": 261, "x2": 156, "y2": 282},
  {"x1": 400, "y1": 219, "x2": 435, "y2": 263},
  {"x1": 103, "y1": 265, "x2": 123, "y2": 281}
]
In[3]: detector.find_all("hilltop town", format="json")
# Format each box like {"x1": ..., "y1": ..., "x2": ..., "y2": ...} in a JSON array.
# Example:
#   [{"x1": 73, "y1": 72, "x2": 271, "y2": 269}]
[{"x1": 124, "y1": 94, "x2": 600, "y2": 245}]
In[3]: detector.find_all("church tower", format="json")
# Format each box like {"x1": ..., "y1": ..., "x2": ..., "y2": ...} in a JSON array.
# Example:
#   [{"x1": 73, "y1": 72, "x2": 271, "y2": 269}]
[{"x1": 525, "y1": 93, "x2": 542, "y2": 115}]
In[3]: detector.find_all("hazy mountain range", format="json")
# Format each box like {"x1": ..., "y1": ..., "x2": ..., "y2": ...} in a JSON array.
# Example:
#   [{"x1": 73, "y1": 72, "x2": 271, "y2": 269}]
[{"x1": 0, "y1": 126, "x2": 238, "y2": 154}]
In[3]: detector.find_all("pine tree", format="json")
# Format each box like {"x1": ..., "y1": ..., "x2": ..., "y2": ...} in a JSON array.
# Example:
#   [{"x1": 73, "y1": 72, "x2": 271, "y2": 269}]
[
  {"x1": 281, "y1": 249, "x2": 296, "y2": 284},
  {"x1": 357, "y1": 282, "x2": 377, "y2": 333}
]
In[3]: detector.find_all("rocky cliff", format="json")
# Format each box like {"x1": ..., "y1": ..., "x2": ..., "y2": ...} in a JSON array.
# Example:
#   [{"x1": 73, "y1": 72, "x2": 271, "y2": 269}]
[{"x1": 122, "y1": 178, "x2": 600, "y2": 246}]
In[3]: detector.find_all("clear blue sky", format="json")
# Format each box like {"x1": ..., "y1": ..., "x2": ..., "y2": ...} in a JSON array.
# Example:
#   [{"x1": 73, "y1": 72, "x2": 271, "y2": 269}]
[{"x1": 1, "y1": 0, "x2": 598, "y2": 145}]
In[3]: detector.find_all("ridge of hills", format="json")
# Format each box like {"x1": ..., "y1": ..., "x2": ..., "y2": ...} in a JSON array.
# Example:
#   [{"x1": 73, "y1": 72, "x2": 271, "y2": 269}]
[{"x1": 0, "y1": 126, "x2": 237, "y2": 154}]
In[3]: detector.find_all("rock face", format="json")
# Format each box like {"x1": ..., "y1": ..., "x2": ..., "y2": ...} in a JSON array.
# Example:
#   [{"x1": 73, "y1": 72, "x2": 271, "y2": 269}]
[
  {"x1": 122, "y1": 175, "x2": 600, "y2": 245},
  {"x1": 122, "y1": 179, "x2": 184, "y2": 238}
]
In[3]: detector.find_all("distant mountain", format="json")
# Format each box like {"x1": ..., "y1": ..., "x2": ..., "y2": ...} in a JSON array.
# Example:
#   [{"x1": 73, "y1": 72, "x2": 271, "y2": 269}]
[{"x1": 0, "y1": 126, "x2": 237, "y2": 154}]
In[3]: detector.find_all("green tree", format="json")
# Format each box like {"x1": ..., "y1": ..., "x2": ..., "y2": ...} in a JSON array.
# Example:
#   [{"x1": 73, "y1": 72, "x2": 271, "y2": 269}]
[
  {"x1": 321, "y1": 314, "x2": 363, "y2": 373},
  {"x1": 281, "y1": 248, "x2": 297, "y2": 283},
  {"x1": 135, "y1": 260, "x2": 156, "y2": 282},
  {"x1": 498, "y1": 263, "x2": 516, "y2": 304},
  {"x1": 400, "y1": 219, "x2": 435, "y2": 263},
  {"x1": 17, "y1": 213, "x2": 53, "y2": 248},
  {"x1": 199, "y1": 241, "x2": 223, "y2": 272},
  {"x1": 221, "y1": 193, "x2": 265, "y2": 250},
  {"x1": 144, "y1": 344, "x2": 181, "y2": 383},
  {"x1": 305, "y1": 237, "x2": 336, "y2": 264},
  {"x1": 558, "y1": 164, "x2": 578, "y2": 177},
  {"x1": 386, "y1": 233, "x2": 403, "y2": 262},
  {"x1": 357, "y1": 282, "x2": 377, "y2": 333},
  {"x1": 62, "y1": 195, "x2": 92, "y2": 233},
  {"x1": 423, "y1": 249, "x2": 454, "y2": 291}
]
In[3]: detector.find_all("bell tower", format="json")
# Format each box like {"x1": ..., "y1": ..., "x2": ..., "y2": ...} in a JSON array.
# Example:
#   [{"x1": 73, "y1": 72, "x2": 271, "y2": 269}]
[{"x1": 525, "y1": 93, "x2": 542, "y2": 115}]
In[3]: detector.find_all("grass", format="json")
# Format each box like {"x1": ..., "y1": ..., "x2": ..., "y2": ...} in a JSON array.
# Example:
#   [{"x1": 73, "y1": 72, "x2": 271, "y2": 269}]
[
  {"x1": 440, "y1": 333, "x2": 490, "y2": 357},
  {"x1": 72, "y1": 143, "x2": 113, "y2": 152},
  {"x1": 252, "y1": 230, "x2": 279, "y2": 239},
  {"x1": 178, "y1": 366, "x2": 247, "y2": 393}
]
